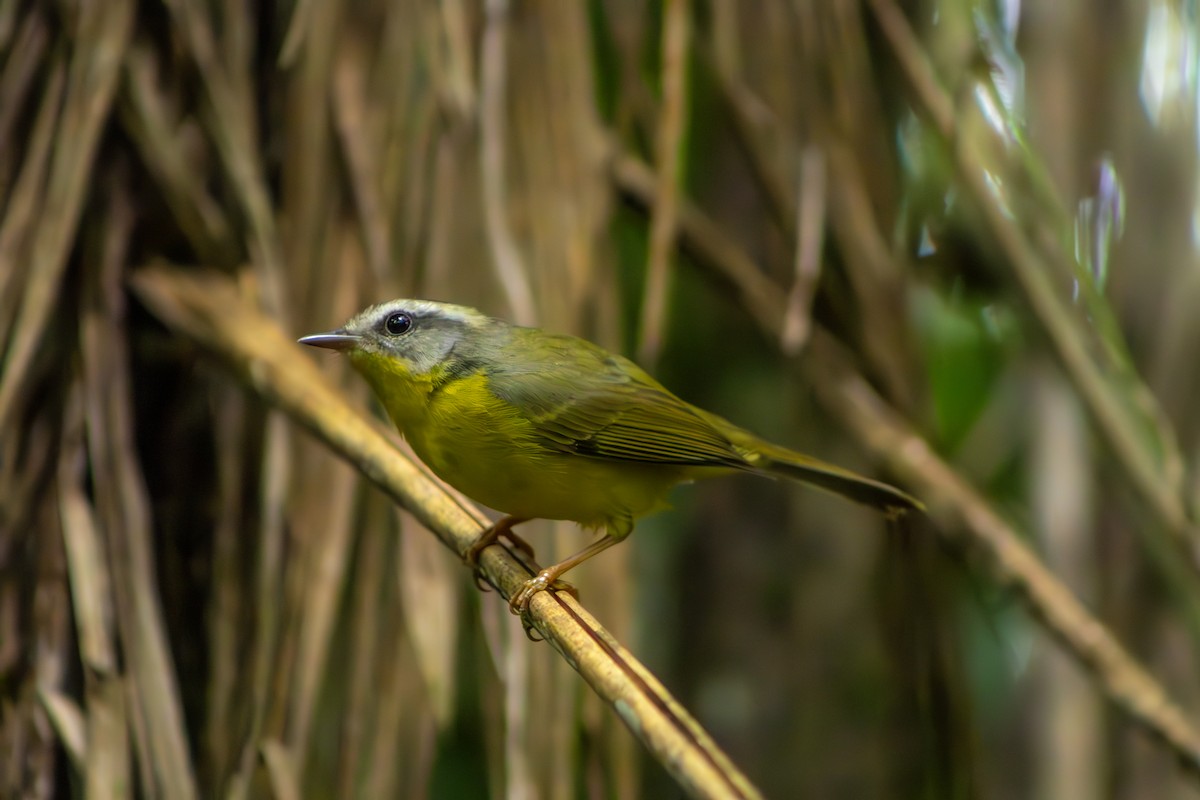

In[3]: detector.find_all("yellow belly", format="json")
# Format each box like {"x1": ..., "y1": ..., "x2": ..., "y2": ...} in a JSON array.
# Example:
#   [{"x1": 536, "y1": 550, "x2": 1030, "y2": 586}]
[{"x1": 401, "y1": 375, "x2": 684, "y2": 536}]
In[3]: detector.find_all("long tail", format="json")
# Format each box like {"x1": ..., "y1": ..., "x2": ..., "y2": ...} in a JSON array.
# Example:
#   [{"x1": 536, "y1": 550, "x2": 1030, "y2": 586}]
[
  {"x1": 693, "y1": 407, "x2": 923, "y2": 513},
  {"x1": 747, "y1": 442, "x2": 921, "y2": 513}
]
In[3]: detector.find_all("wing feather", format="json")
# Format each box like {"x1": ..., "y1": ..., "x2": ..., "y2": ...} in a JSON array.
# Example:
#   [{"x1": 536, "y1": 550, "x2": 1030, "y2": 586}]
[{"x1": 485, "y1": 334, "x2": 746, "y2": 468}]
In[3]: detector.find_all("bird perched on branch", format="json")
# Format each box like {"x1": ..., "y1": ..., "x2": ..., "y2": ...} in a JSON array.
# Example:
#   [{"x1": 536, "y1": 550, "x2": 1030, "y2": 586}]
[{"x1": 300, "y1": 300, "x2": 919, "y2": 613}]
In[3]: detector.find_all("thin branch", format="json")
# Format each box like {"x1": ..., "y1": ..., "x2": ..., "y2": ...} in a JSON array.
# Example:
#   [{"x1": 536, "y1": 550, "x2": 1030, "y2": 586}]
[
  {"x1": 203, "y1": 385, "x2": 247, "y2": 787},
  {"x1": 637, "y1": 0, "x2": 690, "y2": 365},
  {"x1": 0, "y1": 55, "x2": 64, "y2": 337},
  {"x1": 780, "y1": 146, "x2": 826, "y2": 354},
  {"x1": 38, "y1": 691, "x2": 86, "y2": 771},
  {"x1": 130, "y1": 265, "x2": 766, "y2": 800},
  {"x1": 58, "y1": 451, "x2": 131, "y2": 797},
  {"x1": 0, "y1": 8, "x2": 50, "y2": 154},
  {"x1": 480, "y1": 0, "x2": 536, "y2": 326},
  {"x1": 610, "y1": 151, "x2": 1200, "y2": 779},
  {"x1": 332, "y1": 48, "x2": 392, "y2": 283},
  {"x1": 643, "y1": 0, "x2": 691, "y2": 364}
]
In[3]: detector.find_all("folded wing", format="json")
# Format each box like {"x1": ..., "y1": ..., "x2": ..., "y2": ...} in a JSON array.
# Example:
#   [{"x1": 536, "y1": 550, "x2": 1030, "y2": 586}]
[{"x1": 485, "y1": 335, "x2": 747, "y2": 468}]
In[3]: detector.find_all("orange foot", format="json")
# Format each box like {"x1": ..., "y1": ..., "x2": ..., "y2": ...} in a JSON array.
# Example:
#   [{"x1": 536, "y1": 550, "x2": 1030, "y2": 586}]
[
  {"x1": 507, "y1": 534, "x2": 619, "y2": 614},
  {"x1": 508, "y1": 572, "x2": 578, "y2": 615},
  {"x1": 465, "y1": 516, "x2": 533, "y2": 589}
]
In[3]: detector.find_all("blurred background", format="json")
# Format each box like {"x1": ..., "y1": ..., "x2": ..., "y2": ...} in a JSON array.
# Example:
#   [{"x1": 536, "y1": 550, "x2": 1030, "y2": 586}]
[{"x1": 3, "y1": 0, "x2": 1200, "y2": 797}]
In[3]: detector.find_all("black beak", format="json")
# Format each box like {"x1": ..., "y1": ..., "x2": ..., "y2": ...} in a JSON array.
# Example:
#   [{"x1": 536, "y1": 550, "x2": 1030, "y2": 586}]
[{"x1": 298, "y1": 331, "x2": 362, "y2": 351}]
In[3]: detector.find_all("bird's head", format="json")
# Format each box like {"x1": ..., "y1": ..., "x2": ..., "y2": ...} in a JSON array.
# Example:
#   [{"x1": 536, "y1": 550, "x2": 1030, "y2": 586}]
[{"x1": 299, "y1": 299, "x2": 492, "y2": 377}]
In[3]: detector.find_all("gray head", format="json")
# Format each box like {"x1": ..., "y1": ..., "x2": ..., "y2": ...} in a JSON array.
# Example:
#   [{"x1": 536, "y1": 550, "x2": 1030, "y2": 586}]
[{"x1": 299, "y1": 299, "x2": 494, "y2": 375}]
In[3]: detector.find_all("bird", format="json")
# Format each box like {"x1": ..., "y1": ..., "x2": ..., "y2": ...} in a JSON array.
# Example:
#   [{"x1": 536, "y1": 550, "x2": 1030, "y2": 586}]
[{"x1": 299, "y1": 299, "x2": 920, "y2": 613}]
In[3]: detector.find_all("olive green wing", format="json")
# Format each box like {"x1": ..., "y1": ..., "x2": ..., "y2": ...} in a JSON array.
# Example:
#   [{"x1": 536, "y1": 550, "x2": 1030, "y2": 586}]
[
  {"x1": 485, "y1": 334, "x2": 747, "y2": 468},
  {"x1": 482, "y1": 331, "x2": 922, "y2": 512}
]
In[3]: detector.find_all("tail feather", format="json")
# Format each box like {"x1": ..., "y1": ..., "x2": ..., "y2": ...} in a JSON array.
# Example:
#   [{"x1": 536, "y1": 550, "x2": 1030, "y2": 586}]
[
  {"x1": 694, "y1": 407, "x2": 922, "y2": 513},
  {"x1": 750, "y1": 448, "x2": 921, "y2": 512}
]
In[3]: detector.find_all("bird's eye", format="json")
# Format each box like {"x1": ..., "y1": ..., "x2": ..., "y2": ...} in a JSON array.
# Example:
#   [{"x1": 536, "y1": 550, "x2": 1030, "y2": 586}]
[{"x1": 384, "y1": 312, "x2": 413, "y2": 336}]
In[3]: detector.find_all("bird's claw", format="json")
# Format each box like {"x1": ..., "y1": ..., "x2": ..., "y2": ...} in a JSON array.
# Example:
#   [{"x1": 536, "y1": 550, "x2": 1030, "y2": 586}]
[
  {"x1": 521, "y1": 619, "x2": 545, "y2": 641},
  {"x1": 465, "y1": 521, "x2": 537, "y2": 592},
  {"x1": 472, "y1": 569, "x2": 493, "y2": 593},
  {"x1": 508, "y1": 574, "x2": 550, "y2": 614},
  {"x1": 466, "y1": 543, "x2": 494, "y2": 592},
  {"x1": 507, "y1": 572, "x2": 577, "y2": 615}
]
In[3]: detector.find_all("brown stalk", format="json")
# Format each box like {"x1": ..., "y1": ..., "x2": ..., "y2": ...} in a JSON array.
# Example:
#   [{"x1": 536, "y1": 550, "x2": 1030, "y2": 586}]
[
  {"x1": 57, "y1": 384, "x2": 131, "y2": 799},
  {"x1": 336, "y1": 502, "x2": 393, "y2": 795},
  {"x1": 480, "y1": 0, "x2": 536, "y2": 325},
  {"x1": 637, "y1": 0, "x2": 691, "y2": 365},
  {"x1": 286, "y1": 437, "x2": 359, "y2": 771},
  {"x1": 261, "y1": 739, "x2": 302, "y2": 800},
  {"x1": 203, "y1": 385, "x2": 249, "y2": 788},
  {"x1": 396, "y1": 504, "x2": 461, "y2": 728},
  {"x1": 0, "y1": 56, "x2": 64, "y2": 339},
  {"x1": 360, "y1": 582, "x2": 434, "y2": 800},
  {"x1": 0, "y1": 8, "x2": 49, "y2": 155},
  {"x1": 226, "y1": 408, "x2": 291, "y2": 799},
  {"x1": 780, "y1": 146, "x2": 826, "y2": 354},
  {"x1": 332, "y1": 47, "x2": 393, "y2": 283}
]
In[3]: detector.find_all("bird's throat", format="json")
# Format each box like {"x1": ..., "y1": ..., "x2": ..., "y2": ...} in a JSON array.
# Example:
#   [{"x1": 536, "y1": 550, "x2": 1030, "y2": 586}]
[{"x1": 348, "y1": 350, "x2": 434, "y2": 434}]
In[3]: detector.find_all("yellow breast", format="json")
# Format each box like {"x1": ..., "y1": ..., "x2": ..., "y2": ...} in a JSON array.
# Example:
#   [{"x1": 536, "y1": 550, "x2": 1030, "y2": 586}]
[{"x1": 353, "y1": 355, "x2": 681, "y2": 534}]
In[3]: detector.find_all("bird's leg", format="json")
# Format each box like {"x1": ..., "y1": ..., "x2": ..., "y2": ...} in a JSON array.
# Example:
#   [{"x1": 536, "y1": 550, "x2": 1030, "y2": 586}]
[
  {"x1": 465, "y1": 516, "x2": 533, "y2": 572},
  {"x1": 508, "y1": 534, "x2": 621, "y2": 615}
]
